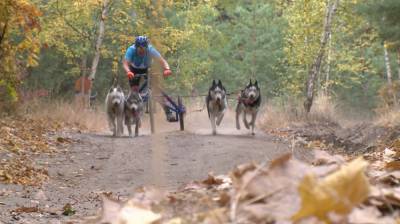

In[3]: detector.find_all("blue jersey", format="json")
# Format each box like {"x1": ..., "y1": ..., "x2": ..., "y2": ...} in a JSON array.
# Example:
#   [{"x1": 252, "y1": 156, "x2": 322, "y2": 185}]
[{"x1": 124, "y1": 44, "x2": 161, "y2": 69}]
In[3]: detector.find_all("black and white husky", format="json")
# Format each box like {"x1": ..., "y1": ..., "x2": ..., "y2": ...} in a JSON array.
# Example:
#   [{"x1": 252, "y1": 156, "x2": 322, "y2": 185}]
[
  {"x1": 124, "y1": 91, "x2": 143, "y2": 137},
  {"x1": 236, "y1": 79, "x2": 261, "y2": 135},
  {"x1": 206, "y1": 80, "x2": 228, "y2": 135}
]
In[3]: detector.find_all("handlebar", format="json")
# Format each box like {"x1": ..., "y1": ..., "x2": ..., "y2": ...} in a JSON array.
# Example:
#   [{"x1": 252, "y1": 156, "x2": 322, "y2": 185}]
[
  {"x1": 134, "y1": 73, "x2": 147, "y2": 78},
  {"x1": 133, "y1": 72, "x2": 165, "y2": 79}
]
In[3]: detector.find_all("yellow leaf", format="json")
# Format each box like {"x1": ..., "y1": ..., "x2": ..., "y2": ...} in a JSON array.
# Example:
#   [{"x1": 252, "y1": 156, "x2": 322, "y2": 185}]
[
  {"x1": 119, "y1": 203, "x2": 161, "y2": 224},
  {"x1": 165, "y1": 217, "x2": 183, "y2": 224},
  {"x1": 292, "y1": 157, "x2": 370, "y2": 222}
]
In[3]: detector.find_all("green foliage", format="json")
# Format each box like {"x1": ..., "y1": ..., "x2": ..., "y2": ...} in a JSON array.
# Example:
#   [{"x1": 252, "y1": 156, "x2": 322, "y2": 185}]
[
  {"x1": 0, "y1": 79, "x2": 18, "y2": 113},
  {"x1": 0, "y1": 0, "x2": 41, "y2": 112},
  {"x1": 1, "y1": 0, "x2": 398, "y2": 114},
  {"x1": 358, "y1": 0, "x2": 400, "y2": 48},
  {"x1": 204, "y1": 1, "x2": 287, "y2": 97}
]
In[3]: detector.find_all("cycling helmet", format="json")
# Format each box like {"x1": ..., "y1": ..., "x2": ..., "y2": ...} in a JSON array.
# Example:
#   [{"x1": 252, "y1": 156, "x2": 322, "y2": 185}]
[{"x1": 135, "y1": 36, "x2": 149, "y2": 48}]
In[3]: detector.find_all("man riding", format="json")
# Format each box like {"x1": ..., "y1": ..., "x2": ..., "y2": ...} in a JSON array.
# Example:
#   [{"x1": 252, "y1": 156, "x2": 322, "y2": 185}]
[{"x1": 123, "y1": 35, "x2": 176, "y2": 122}]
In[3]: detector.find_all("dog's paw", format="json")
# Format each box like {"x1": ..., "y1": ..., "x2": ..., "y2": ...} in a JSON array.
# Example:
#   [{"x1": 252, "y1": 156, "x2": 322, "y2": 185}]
[
  {"x1": 251, "y1": 132, "x2": 255, "y2": 136},
  {"x1": 212, "y1": 130, "x2": 217, "y2": 135}
]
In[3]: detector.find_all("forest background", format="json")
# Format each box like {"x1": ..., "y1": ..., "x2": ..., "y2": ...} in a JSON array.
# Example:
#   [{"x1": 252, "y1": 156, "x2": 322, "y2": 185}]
[{"x1": 1, "y1": 0, "x2": 400, "y2": 116}]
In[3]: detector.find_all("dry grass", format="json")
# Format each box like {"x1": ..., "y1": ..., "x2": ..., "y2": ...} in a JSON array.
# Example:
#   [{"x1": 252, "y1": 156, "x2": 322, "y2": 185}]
[
  {"x1": 374, "y1": 107, "x2": 400, "y2": 128},
  {"x1": 19, "y1": 98, "x2": 107, "y2": 132},
  {"x1": 259, "y1": 93, "x2": 340, "y2": 130}
]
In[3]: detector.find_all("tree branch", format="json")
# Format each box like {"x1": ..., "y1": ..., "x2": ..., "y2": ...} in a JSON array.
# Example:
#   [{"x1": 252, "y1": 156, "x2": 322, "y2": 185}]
[
  {"x1": 55, "y1": 0, "x2": 92, "y2": 42},
  {"x1": 0, "y1": 21, "x2": 8, "y2": 48}
]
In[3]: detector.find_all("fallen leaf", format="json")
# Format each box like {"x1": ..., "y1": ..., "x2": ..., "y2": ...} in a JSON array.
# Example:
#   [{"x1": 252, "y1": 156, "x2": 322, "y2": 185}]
[
  {"x1": 232, "y1": 163, "x2": 257, "y2": 179},
  {"x1": 240, "y1": 203, "x2": 275, "y2": 223},
  {"x1": 312, "y1": 150, "x2": 345, "y2": 166},
  {"x1": 384, "y1": 148, "x2": 397, "y2": 162},
  {"x1": 118, "y1": 201, "x2": 161, "y2": 224},
  {"x1": 348, "y1": 206, "x2": 396, "y2": 224},
  {"x1": 378, "y1": 171, "x2": 400, "y2": 185},
  {"x1": 292, "y1": 157, "x2": 370, "y2": 222},
  {"x1": 202, "y1": 173, "x2": 224, "y2": 186},
  {"x1": 62, "y1": 203, "x2": 76, "y2": 216},
  {"x1": 165, "y1": 217, "x2": 183, "y2": 224},
  {"x1": 380, "y1": 187, "x2": 400, "y2": 207},
  {"x1": 268, "y1": 153, "x2": 291, "y2": 169},
  {"x1": 386, "y1": 161, "x2": 400, "y2": 170},
  {"x1": 215, "y1": 191, "x2": 230, "y2": 207},
  {"x1": 98, "y1": 195, "x2": 161, "y2": 224},
  {"x1": 231, "y1": 154, "x2": 310, "y2": 221},
  {"x1": 197, "y1": 208, "x2": 227, "y2": 224},
  {"x1": 13, "y1": 206, "x2": 41, "y2": 213}
]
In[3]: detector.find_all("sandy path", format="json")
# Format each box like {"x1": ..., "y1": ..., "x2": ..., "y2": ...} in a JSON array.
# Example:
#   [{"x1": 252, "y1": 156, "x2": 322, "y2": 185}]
[{"x1": 0, "y1": 108, "x2": 309, "y2": 223}]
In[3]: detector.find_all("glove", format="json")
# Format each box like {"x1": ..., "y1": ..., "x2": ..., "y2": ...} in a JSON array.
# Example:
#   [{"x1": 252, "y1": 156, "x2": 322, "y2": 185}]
[
  {"x1": 127, "y1": 71, "x2": 135, "y2": 80},
  {"x1": 163, "y1": 69, "x2": 172, "y2": 78}
]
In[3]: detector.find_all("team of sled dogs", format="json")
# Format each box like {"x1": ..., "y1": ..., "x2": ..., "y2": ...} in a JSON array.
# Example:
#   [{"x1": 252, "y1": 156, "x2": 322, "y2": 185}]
[{"x1": 106, "y1": 79, "x2": 261, "y2": 137}]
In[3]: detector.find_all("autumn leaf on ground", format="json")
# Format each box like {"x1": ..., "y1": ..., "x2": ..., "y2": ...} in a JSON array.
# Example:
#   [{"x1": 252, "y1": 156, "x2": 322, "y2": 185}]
[
  {"x1": 348, "y1": 206, "x2": 397, "y2": 224},
  {"x1": 90, "y1": 194, "x2": 162, "y2": 224},
  {"x1": 62, "y1": 203, "x2": 76, "y2": 216},
  {"x1": 386, "y1": 161, "x2": 400, "y2": 170},
  {"x1": 292, "y1": 157, "x2": 370, "y2": 222}
]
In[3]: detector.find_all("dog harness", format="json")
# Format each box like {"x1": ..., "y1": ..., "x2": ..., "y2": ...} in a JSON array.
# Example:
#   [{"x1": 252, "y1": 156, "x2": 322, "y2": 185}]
[{"x1": 238, "y1": 94, "x2": 260, "y2": 107}]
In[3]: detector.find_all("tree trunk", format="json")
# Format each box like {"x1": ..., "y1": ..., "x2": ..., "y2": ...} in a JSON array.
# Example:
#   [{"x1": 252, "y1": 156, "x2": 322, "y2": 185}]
[
  {"x1": 88, "y1": 0, "x2": 110, "y2": 106},
  {"x1": 384, "y1": 41, "x2": 397, "y2": 106},
  {"x1": 304, "y1": 0, "x2": 339, "y2": 113},
  {"x1": 324, "y1": 32, "x2": 332, "y2": 95},
  {"x1": 0, "y1": 21, "x2": 8, "y2": 49},
  {"x1": 80, "y1": 55, "x2": 88, "y2": 94},
  {"x1": 384, "y1": 42, "x2": 392, "y2": 85},
  {"x1": 397, "y1": 48, "x2": 400, "y2": 80},
  {"x1": 77, "y1": 55, "x2": 88, "y2": 108}
]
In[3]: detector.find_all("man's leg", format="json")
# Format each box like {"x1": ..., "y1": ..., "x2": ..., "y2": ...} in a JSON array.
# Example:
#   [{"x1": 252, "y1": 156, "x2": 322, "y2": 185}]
[
  {"x1": 129, "y1": 76, "x2": 141, "y2": 92},
  {"x1": 128, "y1": 66, "x2": 147, "y2": 92}
]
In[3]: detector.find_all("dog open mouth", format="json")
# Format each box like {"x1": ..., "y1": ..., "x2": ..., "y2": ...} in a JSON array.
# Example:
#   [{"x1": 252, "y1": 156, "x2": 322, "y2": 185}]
[{"x1": 129, "y1": 104, "x2": 139, "y2": 117}]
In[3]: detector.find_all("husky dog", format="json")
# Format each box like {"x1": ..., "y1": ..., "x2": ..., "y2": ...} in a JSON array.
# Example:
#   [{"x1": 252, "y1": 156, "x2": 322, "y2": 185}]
[
  {"x1": 236, "y1": 79, "x2": 261, "y2": 135},
  {"x1": 105, "y1": 86, "x2": 125, "y2": 137},
  {"x1": 124, "y1": 91, "x2": 143, "y2": 137},
  {"x1": 206, "y1": 80, "x2": 228, "y2": 135}
]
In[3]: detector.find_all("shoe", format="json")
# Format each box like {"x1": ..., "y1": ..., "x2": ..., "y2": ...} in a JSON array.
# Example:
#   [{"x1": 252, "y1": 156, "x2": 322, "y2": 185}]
[{"x1": 166, "y1": 113, "x2": 178, "y2": 122}]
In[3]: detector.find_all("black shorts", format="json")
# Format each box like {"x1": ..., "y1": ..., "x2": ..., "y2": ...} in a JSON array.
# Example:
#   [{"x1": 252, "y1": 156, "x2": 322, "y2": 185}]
[{"x1": 128, "y1": 65, "x2": 148, "y2": 87}]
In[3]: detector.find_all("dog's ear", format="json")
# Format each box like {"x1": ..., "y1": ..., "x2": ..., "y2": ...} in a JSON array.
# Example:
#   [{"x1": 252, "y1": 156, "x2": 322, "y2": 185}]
[
  {"x1": 249, "y1": 79, "x2": 253, "y2": 86},
  {"x1": 254, "y1": 80, "x2": 258, "y2": 87},
  {"x1": 212, "y1": 80, "x2": 216, "y2": 86},
  {"x1": 109, "y1": 87, "x2": 114, "y2": 93},
  {"x1": 218, "y1": 80, "x2": 222, "y2": 86}
]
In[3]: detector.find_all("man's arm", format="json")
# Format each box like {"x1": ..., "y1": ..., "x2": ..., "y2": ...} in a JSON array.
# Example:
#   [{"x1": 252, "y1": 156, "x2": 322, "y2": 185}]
[
  {"x1": 123, "y1": 59, "x2": 131, "y2": 73},
  {"x1": 149, "y1": 46, "x2": 172, "y2": 77},
  {"x1": 157, "y1": 56, "x2": 170, "y2": 71},
  {"x1": 123, "y1": 47, "x2": 135, "y2": 79}
]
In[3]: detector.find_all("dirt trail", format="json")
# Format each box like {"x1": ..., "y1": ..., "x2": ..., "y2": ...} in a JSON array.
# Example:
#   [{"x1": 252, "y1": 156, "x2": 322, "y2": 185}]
[{"x1": 0, "y1": 108, "x2": 309, "y2": 223}]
